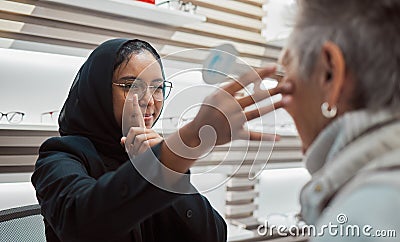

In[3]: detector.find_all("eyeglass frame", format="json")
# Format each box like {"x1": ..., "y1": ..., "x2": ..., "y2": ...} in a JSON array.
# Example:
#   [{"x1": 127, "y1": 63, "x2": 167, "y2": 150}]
[
  {"x1": 0, "y1": 111, "x2": 25, "y2": 124},
  {"x1": 112, "y1": 79, "x2": 173, "y2": 101},
  {"x1": 156, "y1": 0, "x2": 197, "y2": 14}
]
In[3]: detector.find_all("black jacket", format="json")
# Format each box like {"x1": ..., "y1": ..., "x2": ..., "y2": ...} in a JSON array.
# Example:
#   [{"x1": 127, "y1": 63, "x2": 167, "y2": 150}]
[{"x1": 32, "y1": 135, "x2": 227, "y2": 242}]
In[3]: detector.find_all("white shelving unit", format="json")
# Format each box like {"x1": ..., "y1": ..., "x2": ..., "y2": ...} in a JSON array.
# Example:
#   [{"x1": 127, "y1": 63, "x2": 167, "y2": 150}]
[
  {"x1": 41, "y1": 0, "x2": 206, "y2": 27},
  {"x1": 0, "y1": 124, "x2": 58, "y2": 132}
]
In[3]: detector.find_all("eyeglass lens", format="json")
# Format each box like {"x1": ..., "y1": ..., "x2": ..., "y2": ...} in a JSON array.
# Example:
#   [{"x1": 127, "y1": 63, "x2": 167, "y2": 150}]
[
  {"x1": 0, "y1": 112, "x2": 25, "y2": 124},
  {"x1": 124, "y1": 79, "x2": 172, "y2": 101},
  {"x1": 166, "y1": 0, "x2": 197, "y2": 13}
]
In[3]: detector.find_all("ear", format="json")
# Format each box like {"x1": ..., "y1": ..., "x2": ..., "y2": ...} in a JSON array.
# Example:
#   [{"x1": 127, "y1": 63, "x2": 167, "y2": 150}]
[{"x1": 320, "y1": 41, "x2": 346, "y2": 108}]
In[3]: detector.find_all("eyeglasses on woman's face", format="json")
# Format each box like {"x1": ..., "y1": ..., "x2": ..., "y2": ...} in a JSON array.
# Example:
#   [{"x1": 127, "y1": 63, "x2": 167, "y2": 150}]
[
  {"x1": 112, "y1": 79, "x2": 172, "y2": 101},
  {"x1": 0, "y1": 111, "x2": 25, "y2": 124}
]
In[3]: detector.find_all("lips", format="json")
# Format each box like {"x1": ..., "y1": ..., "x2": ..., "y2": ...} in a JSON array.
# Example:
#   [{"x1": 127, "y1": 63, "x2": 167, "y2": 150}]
[{"x1": 143, "y1": 113, "x2": 153, "y2": 121}]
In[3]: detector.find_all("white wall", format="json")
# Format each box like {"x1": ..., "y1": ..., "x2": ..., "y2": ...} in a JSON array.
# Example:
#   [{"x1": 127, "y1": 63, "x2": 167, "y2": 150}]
[
  {"x1": 0, "y1": 48, "x2": 212, "y2": 125},
  {"x1": 0, "y1": 48, "x2": 85, "y2": 124},
  {"x1": 262, "y1": 0, "x2": 297, "y2": 46}
]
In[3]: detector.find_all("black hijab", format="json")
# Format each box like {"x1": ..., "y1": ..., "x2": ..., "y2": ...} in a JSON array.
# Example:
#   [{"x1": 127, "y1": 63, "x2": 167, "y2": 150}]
[{"x1": 59, "y1": 38, "x2": 163, "y2": 162}]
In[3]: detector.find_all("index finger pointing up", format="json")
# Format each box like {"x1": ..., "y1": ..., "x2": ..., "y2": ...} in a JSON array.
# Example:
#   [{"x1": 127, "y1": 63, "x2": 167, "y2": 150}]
[{"x1": 123, "y1": 94, "x2": 145, "y2": 132}]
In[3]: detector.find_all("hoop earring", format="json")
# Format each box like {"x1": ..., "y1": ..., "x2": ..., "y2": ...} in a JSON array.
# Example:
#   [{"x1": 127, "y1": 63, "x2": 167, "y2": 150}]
[{"x1": 321, "y1": 102, "x2": 337, "y2": 118}]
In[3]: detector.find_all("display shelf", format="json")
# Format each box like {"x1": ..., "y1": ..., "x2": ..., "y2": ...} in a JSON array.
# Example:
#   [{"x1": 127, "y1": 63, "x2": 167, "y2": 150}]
[
  {"x1": 0, "y1": 124, "x2": 58, "y2": 132},
  {"x1": 0, "y1": 124, "x2": 59, "y2": 173},
  {"x1": 41, "y1": 0, "x2": 207, "y2": 27}
]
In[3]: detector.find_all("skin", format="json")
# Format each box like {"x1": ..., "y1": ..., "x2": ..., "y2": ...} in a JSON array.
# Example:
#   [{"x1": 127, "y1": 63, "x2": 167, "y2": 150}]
[
  {"x1": 280, "y1": 41, "x2": 356, "y2": 153},
  {"x1": 112, "y1": 51, "x2": 164, "y2": 155},
  {"x1": 112, "y1": 51, "x2": 163, "y2": 129}
]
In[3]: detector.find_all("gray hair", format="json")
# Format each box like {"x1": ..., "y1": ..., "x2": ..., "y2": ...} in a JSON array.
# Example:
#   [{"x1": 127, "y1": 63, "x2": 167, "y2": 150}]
[{"x1": 287, "y1": 0, "x2": 400, "y2": 110}]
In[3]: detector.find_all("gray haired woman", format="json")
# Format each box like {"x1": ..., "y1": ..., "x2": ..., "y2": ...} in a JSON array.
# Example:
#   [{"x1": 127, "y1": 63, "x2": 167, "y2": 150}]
[{"x1": 280, "y1": 0, "x2": 400, "y2": 241}]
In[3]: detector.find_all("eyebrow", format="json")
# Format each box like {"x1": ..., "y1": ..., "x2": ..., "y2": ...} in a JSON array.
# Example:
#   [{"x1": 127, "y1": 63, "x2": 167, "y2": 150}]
[
  {"x1": 118, "y1": 76, "x2": 140, "y2": 82},
  {"x1": 117, "y1": 76, "x2": 165, "y2": 83},
  {"x1": 151, "y1": 78, "x2": 165, "y2": 84}
]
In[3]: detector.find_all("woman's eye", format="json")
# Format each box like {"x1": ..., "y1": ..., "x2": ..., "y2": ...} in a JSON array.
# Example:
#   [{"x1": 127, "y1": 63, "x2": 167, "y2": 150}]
[
  {"x1": 150, "y1": 86, "x2": 163, "y2": 90},
  {"x1": 154, "y1": 86, "x2": 163, "y2": 92},
  {"x1": 125, "y1": 83, "x2": 139, "y2": 89}
]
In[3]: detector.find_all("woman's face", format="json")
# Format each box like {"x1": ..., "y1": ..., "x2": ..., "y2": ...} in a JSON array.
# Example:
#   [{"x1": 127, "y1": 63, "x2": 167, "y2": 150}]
[
  {"x1": 112, "y1": 51, "x2": 164, "y2": 129},
  {"x1": 280, "y1": 49, "x2": 332, "y2": 152}
]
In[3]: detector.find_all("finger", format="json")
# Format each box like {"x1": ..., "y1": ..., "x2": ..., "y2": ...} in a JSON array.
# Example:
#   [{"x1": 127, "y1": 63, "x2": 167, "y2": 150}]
[
  {"x1": 132, "y1": 94, "x2": 145, "y2": 128},
  {"x1": 237, "y1": 82, "x2": 293, "y2": 108},
  {"x1": 127, "y1": 127, "x2": 162, "y2": 137},
  {"x1": 137, "y1": 141, "x2": 151, "y2": 155},
  {"x1": 147, "y1": 137, "x2": 164, "y2": 147},
  {"x1": 121, "y1": 137, "x2": 127, "y2": 146},
  {"x1": 139, "y1": 137, "x2": 163, "y2": 153},
  {"x1": 222, "y1": 64, "x2": 277, "y2": 95},
  {"x1": 270, "y1": 73, "x2": 285, "y2": 83},
  {"x1": 245, "y1": 94, "x2": 293, "y2": 121},
  {"x1": 257, "y1": 82, "x2": 293, "y2": 98},
  {"x1": 133, "y1": 132, "x2": 162, "y2": 146},
  {"x1": 124, "y1": 127, "x2": 146, "y2": 150},
  {"x1": 131, "y1": 135, "x2": 143, "y2": 155},
  {"x1": 139, "y1": 137, "x2": 164, "y2": 154},
  {"x1": 132, "y1": 133, "x2": 161, "y2": 154},
  {"x1": 250, "y1": 132, "x2": 280, "y2": 141},
  {"x1": 269, "y1": 64, "x2": 286, "y2": 83},
  {"x1": 125, "y1": 94, "x2": 145, "y2": 129},
  {"x1": 238, "y1": 130, "x2": 280, "y2": 141},
  {"x1": 125, "y1": 127, "x2": 161, "y2": 147},
  {"x1": 244, "y1": 100, "x2": 284, "y2": 121}
]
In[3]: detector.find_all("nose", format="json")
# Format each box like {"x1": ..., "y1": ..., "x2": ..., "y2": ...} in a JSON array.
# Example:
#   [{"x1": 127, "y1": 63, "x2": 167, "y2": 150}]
[{"x1": 139, "y1": 88, "x2": 155, "y2": 108}]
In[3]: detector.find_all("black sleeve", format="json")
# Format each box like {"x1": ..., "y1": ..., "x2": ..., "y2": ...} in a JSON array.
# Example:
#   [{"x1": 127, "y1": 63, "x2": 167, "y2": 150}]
[
  {"x1": 171, "y1": 194, "x2": 227, "y2": 242},
  {"x1": 31, "y1": 138, "x2": 187, "y2": 241}
]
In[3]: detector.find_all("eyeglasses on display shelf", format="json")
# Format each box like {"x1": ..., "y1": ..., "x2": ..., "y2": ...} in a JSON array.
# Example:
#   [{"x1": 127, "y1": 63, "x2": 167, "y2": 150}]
[
  {"x1": 156, "y1": 0, "x2": 198, "y2": 14},
  {"x1": 40, "y1": 110, "x2": 60, "y2": 125},
  {"x1": 0, "y1": 111, "x2": 25, "y2": 124}
]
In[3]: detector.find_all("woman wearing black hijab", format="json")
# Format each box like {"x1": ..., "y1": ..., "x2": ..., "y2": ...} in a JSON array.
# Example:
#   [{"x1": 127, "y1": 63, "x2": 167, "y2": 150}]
[{"x1": 32, "y1": 38, "x2": 289, "y2": 241}]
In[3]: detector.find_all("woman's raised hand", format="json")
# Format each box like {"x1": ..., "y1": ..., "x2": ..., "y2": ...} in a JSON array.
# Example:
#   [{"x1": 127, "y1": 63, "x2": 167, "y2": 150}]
[
  {"x1": 121, "y1": 94, "x2": 163, "y2": 157},
  {"x1": 162, "y1": 64, "x2": 293, "y2": 166}
]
